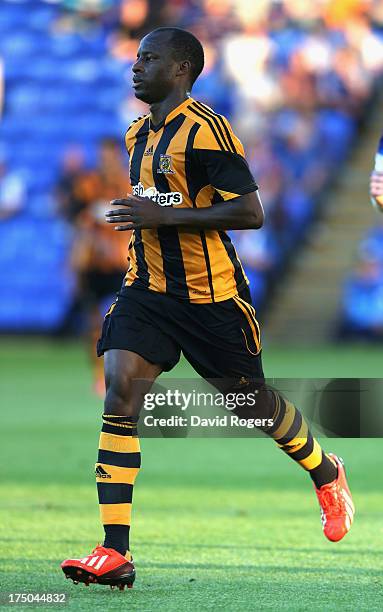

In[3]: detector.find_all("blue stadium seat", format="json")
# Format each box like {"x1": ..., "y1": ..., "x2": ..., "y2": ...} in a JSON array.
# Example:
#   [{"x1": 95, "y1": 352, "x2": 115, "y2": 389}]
[
  {"x1": 28, "y1": 5, "x2": 58, "y2": 31},
  {"x1": 0, "y1": 210, "x2": 75, "y2": 331},
  {"x1": 23, "y1": 57, "x2": 64, "y2": 81},
  {"x1": 7, "y1": 85, "x2": 42, "y2": 114},
  {"x1": 49, "y1": 33, "x2": 87, "y2": 58},
  {"x1": 1, "y1": 30, "x2": 50, "y2": 57}
]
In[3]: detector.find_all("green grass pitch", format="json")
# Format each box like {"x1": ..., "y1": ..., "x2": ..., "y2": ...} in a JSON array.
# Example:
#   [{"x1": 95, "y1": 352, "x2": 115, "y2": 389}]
[{"x1": 1, "y1": 340, "x2": 383, "y2": 610}]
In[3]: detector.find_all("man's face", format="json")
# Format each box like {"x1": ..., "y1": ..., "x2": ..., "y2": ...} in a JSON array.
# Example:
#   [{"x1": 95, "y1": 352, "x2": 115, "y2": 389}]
[{"x1": 132, "y1": 32, "x2": 180, "y2": 104}]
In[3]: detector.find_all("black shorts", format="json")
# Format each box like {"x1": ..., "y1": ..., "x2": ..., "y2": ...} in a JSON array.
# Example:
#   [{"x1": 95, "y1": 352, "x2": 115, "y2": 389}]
[{"x1": 97, "y1": 286, "x2": 264, "y2": 383}]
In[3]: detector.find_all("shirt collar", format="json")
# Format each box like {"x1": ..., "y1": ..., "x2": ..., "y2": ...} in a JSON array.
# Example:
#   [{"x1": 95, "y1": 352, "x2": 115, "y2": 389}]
[{"x1": 150, "y1": 97, "x2": 193, "y2": 132}]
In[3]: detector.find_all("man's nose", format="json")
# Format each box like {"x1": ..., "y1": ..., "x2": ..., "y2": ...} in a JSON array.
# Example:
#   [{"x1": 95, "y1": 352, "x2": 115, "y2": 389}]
[{"x1": 132, "y1": 59, "x2": 144, "y2": 73}]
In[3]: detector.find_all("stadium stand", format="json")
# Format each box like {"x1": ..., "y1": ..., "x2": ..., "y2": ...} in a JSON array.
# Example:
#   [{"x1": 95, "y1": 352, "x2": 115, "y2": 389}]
[{"x1": 0, "y1": 0, "x2": 382, "y2": 332}]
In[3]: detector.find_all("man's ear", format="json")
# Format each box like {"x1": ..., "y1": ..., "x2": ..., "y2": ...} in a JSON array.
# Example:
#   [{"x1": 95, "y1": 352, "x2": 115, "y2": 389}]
[{"x1": 176, "y1": 60, "x2": 191, "y2": 78}]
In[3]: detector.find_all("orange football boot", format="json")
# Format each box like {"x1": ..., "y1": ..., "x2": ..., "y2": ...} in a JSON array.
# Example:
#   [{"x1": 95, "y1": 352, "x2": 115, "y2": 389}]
[
  {"x1": 315, "y1": 453, "x2": 355, "y2": 542},
  {"x1": 61, "y1": 545, "x2": 135, "y2": 590}
]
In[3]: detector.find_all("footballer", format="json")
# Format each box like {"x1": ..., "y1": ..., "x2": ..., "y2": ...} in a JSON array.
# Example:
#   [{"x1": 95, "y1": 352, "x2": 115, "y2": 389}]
[
  {"x1": 61, "y1": 28, "x2": 355, "y2": 590},
  {"x1": 370, "y1": 133, "x2": 383, "y2": 211}
]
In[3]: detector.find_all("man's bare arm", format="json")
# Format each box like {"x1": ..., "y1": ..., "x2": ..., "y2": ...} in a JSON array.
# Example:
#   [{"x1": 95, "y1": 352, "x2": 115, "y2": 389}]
[{"x1": 106, "y1": 190, "x2": 264, "y2": 231}]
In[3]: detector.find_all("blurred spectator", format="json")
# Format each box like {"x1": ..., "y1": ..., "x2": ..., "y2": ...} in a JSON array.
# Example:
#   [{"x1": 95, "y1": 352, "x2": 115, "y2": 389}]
[
  {"x1": 62, "y1": 0, "x2": 114, "y2": 11},
  {"x1": 339, "y1": 254, "x2": 383, "y2": 340},
  {"x1": 120, "y1": 0, "x2": 150, "y2": 32},
  {"x1": 66, "y1": 138, "x2": 131, "y2": 393},
  {"x1": 57, "y1": 145, "x2": 88, "y2": 223},
  {"x1": 232, "y1": 227, "x2": 280, "y2": 303},
  {"x1": 53, "y1": 0, "x2": 119, "y2": 34},
  {"x1": 340, "y1": 223, "x2": 383, "y2": 339},
  {"x1": 0, "y1": 154, "x2": 25, "y2": 221},
  {"x1": 108, "y1": 0, "x2": 161, "y2": 61}
]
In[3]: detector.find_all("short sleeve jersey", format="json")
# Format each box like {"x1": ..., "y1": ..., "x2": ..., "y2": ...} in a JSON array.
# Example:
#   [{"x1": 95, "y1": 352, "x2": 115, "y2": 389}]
[{"x1": 124, "y1": 97, "x2": 258, "y2": 303}]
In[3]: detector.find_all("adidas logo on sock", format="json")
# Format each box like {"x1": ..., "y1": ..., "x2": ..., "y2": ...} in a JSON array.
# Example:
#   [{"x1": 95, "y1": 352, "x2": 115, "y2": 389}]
[
  {"x1": 144, "y1": 145, "x2": 154, "y2": 156},
  {"x1": 95, "y1": 465, "x2": 111, "y2": 479}
]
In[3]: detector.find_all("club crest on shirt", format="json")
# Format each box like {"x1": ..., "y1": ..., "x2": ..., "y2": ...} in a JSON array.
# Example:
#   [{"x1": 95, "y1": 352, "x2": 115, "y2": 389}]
[{"x1": 157, "y1": 154, "x2": 175, "y2": 174}]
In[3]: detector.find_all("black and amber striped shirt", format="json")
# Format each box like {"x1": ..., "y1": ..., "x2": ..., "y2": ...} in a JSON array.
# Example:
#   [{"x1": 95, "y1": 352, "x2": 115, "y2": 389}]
[{"x1": 124, "y1": 97, "x2": 258, "y2": 303}]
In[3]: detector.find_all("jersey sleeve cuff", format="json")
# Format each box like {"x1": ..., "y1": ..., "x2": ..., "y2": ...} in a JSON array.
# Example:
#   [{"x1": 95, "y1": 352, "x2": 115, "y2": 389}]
[{"x1": 216, "y1": 183, "x2": 258, "y2": 201}]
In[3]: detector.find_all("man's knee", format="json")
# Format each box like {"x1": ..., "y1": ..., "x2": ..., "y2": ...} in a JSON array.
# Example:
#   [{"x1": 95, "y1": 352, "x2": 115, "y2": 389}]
[
  {"x1": 226, "y1": 380, "x2": 276, "y2": 421},
  {"x1": 103, "y1": 350, "x2": 160, "y2": 417},
  {"x1": 104, "y1": 385, "x2": 136, "y2": 417}
]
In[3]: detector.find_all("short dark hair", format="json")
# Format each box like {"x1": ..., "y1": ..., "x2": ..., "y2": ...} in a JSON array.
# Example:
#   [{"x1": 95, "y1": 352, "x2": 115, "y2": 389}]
[{"x1": 150, "y1": 27, "x2": 204, "y2": 87}]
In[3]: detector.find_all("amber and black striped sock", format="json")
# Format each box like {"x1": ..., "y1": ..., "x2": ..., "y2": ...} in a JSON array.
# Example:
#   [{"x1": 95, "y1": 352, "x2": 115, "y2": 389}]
[
  {"x1": 95, "y1": 415, "x2": 141, "y2": 556},
  {"x1": 264, "y1": 392, "x2": 337, "y2": 489}
]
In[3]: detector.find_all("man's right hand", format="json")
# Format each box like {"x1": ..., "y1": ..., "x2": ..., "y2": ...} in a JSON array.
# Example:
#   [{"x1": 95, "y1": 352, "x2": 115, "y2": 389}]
[{"x1": 370, "y1": 171, "x2": 383, "y2": 212}]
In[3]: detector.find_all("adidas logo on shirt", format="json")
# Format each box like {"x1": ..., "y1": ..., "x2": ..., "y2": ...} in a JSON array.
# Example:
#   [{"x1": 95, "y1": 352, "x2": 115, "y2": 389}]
[{"x1": 144, "y1": 145, "x2": 154, "y2": 156}]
